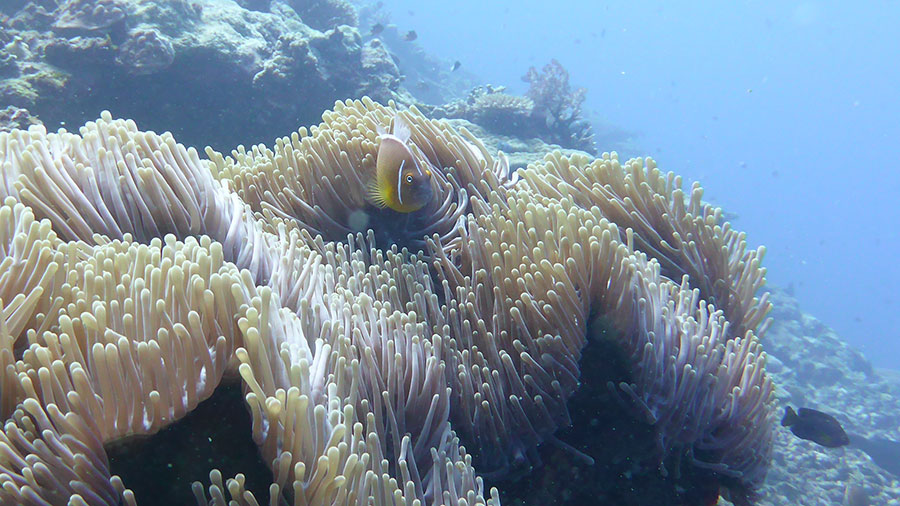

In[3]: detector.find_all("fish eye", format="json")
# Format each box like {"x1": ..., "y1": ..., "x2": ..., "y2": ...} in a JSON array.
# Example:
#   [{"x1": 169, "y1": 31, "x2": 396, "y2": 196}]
[{"x1": 405, "y1": 174, "x2": 414, "y2": 184}]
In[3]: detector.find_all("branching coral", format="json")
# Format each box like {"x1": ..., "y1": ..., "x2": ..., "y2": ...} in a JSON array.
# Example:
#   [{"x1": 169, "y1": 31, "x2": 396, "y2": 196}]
[
  {"x1": 433, "y1": 82, "x2": 594, "y2": 154},
  {"x1": 522, "y1": 59, "x2": 595, "y2": 153},
  {"x1": 0, "y1": 99, "x2": 775, "y2": 505}
]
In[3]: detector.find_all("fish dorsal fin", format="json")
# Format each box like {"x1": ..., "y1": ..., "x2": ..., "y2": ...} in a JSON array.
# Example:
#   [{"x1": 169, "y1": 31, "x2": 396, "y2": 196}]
[
  {"x1": 392, "y1": 116, "x2": 412, "y2": 144},
  {"x1": 781, "y1": 406, "x2": 798, "y2": 427}
]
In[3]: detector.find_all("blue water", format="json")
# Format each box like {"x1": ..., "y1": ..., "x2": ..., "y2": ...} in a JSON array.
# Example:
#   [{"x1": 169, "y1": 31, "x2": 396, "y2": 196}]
[{"x1": 383, "y1": 0, "x2": 900, "y2": 369}]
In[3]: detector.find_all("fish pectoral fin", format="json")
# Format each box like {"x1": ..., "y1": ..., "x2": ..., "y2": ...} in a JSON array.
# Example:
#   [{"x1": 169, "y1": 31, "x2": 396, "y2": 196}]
[{"x1": 366, "y1": 179, "x2": 388, "y2": 208}]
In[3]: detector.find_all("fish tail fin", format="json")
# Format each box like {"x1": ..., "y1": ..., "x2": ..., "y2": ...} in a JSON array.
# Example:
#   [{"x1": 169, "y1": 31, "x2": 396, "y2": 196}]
[{"x1": 781, "y1": 406, "x2": 798, "y2": 427}]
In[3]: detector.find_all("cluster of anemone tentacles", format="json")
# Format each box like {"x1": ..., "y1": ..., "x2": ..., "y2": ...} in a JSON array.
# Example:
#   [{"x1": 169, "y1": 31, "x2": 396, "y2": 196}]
[{"x1": 0, "y1": 97, "x2": 774, "y2": 505}]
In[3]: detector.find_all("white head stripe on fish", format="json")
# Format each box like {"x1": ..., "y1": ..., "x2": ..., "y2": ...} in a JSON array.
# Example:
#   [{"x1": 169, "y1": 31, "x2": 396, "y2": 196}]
[
  {"x1": 406, "y1": 141, "x2": 425, "y2": 176},
  {"x1": 396, "y1": 159, "x2": 405, "y2": 205}
]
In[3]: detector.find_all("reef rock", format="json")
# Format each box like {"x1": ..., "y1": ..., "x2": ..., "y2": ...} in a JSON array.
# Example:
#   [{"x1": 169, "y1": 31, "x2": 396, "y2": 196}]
[
  {"x1": 443, "y1": 118, "x2": 594, "y2": 171},
  {"x1": 0, "y1": 0, "x2": 400, "y2": 150},
  {"x1": 115, "y1": 27, "x2": 175, "y2": 75},
  {"x1": 430, "y1": 82, "x2": 597, "y2": 154},
  {"x1": 756, "y1": 288, "x2": 900, "y2": 505},
  {"x1": 285, "y1": 0, "x2": 356, "y2": 31},
  {"x1": 359, "y1": 38, "x2": 401, "y2": 103},
  {"x1": 0, "y1": 105, "x2": 40, "y2": 131},
  {"x1": 52, "y1": 0, "x2": 126, "y2": 32}
]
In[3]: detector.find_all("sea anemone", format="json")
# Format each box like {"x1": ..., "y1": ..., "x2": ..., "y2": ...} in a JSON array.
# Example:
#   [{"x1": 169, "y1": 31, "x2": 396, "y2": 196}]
[{"x1": 0, "y1": 99, "x2": 775, "y2": 505}]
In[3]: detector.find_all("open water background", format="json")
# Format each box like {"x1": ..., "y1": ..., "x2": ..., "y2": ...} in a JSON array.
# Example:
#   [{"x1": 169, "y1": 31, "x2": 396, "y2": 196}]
[{"x1": 382, "y1": 0, "x2": 900, "y2": 369}]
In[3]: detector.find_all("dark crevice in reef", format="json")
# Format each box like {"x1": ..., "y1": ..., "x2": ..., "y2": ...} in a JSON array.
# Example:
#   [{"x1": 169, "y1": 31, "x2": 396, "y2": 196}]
[
  {"x1": 494, "y1": 315, "x2": 723, "y2": 506},
  {"x1": 106, "y1": 378, "x2": 271, "y2": 505}
]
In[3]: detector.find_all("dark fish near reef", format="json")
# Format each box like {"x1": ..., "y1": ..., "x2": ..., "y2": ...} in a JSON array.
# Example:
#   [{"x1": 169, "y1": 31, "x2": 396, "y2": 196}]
[
  {"x1": 367, "y1": 118, "x2": 433, "y2": 213},
  {"x1": 451, "y1": 60, "x2": 461, "y2": 72},
  {"x1": 784, "y1": 407, "x2": 900, "y2": 478},
  {"x1": 403, "y1": 30, "x2": 417, "y2": 41},
  {"x1": 369, "y1": 23, "x2": 384, "y2": 35},
  {"x1": 782, "y1": 406, "x2": 850, "y2": 447}
]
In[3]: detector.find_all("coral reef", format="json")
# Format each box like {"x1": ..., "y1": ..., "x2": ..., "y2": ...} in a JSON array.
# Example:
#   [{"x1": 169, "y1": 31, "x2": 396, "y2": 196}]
[
  {"x1": 522, "y1": 59, "x2": 595, "y2": 153},
  {"x1": 115, "y1": 28, "x2": 175, "y2": 75},
  {"x1": 285, "y1": 0, "x2": 357, "y2": 31},
  {"x1": 359, "y1": 38, "x2": 403, "y2": 102},
  {"x1": 354, "y1": 1, "x2": 480, "y2": 106},
  {"x1": 0, "y1": 105, "x2": 40, "y2": 131},
  {"x1": 469, "y1": 92, "x2": 535, "y2": 136},
  {"x1": 0, "y1": 99, "x2": 774, "y2": 505},
  {"x1": 0, "y1": 0, "x2": 404, "y2": 150},
  {"x1": 442, "y1": 118, "x2": 592, "y2": 172},
  {"x1": 429, "y1": 75, "x2": 597, "y2": 154},
  {"x1": 750, "y1": 289, "x2": 900, "y2": 505},
  {"x1": 52, "y1": 0, "x2": 126, "y2": 31}
]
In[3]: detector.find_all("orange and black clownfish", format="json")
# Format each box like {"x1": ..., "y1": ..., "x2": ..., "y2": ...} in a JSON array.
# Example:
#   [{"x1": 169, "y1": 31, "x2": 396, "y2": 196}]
[{"x1": 367, "y1": 119, "x2": 433, "y2": 213}]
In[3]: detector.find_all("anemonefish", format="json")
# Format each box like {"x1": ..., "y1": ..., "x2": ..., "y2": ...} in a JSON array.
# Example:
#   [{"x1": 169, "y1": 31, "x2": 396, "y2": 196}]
[{"x1": 367, "y1": 118, "x2": 433, "y2": 213}]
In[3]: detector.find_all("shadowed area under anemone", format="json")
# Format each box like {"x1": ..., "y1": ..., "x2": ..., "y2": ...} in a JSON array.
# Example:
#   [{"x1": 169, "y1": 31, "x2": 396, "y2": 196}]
[
  {"x1": 493, "y1": 315, "x2": 725, "y2": 506},
  {"x1": 106, "y1": 379, "x2": 273, "y2": 505},
  {"x1": 102, "y1": 312, "x2": 732, "y2": 506}
]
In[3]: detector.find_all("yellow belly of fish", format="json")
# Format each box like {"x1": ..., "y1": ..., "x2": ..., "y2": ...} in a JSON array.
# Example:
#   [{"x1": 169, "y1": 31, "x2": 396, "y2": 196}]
[{"x1": 369, "y1": 178, "x2": 422, "y2": 213}]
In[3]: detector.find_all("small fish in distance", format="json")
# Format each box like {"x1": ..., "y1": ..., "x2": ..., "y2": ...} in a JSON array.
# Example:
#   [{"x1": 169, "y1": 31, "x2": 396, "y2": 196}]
[
  {"x1": 369, "y1": 23, "x2": 384, "y2": 36},
  {"x1": 451, "y1": 60, "x2": 461, "y2": 72},
  {"x1": 403, "y1": 30, "x2": 417, "y2": 41},
  {"x1": 782, "y1": 406, "x2": 850, "y2": 448}
]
